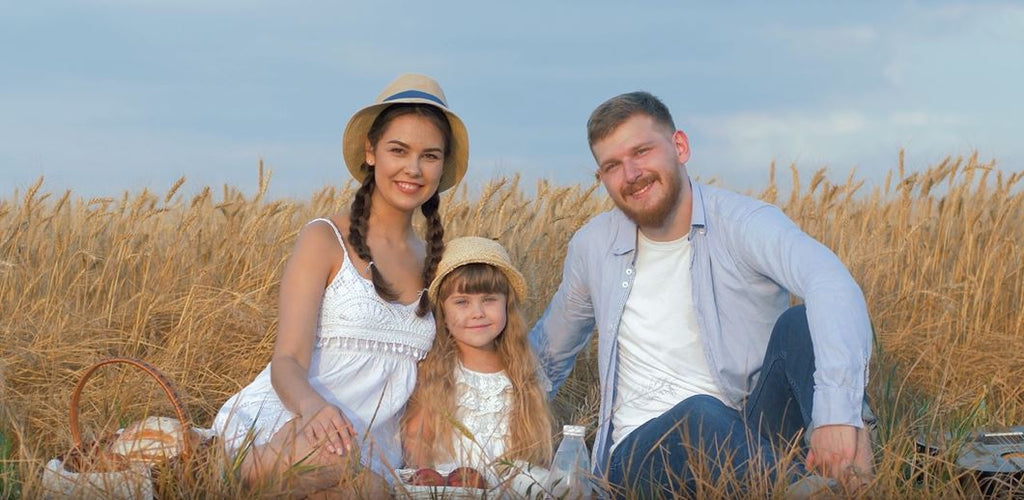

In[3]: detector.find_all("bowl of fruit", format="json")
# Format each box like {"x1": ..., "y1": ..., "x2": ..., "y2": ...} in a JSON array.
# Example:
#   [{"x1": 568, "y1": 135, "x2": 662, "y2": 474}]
[{"x1": 395, "y1": 465, "x2": 491, "y2": 499}]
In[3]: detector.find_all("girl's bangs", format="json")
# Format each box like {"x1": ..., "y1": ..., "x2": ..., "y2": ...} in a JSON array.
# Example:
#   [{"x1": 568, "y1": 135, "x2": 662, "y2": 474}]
[{"x1": 440, "y1": 263, "x2": 510, "y2": 298}]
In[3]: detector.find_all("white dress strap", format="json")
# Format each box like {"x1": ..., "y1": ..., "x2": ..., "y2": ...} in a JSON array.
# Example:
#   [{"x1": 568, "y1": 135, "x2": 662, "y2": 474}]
[
  {"x1": 307, "y1": 217, "x2": 354, "y2": 263},
  {"x1": 308, "y1": 217, "x2": 344, "y2": 245}
]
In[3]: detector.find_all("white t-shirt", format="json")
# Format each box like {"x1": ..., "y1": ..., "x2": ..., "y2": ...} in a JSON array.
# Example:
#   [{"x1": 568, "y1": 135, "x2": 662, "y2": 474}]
[{"x1": 611, "y1": 231, "x2": 727, "y2": 447}]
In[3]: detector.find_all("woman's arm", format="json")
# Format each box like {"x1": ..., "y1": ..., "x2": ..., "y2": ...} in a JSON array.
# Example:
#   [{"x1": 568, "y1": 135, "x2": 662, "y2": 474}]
[{"x1": 270, "y1": 221, "x2": 356, "y2": 455}]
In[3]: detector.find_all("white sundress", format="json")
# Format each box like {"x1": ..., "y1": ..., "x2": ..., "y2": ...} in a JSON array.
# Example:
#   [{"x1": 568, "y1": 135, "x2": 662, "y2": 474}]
[{"x1": 212, "y1": 217, "x2": 435, "y2": 478}]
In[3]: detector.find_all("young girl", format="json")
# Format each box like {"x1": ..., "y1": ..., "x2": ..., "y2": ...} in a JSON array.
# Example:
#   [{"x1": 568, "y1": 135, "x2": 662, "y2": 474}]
[
  {"x1": 212, "y1": 73, "x2": 469, "y2": 495},
  {"x1": 402, "y1": 236, "x2": 554, "y2": 488}
]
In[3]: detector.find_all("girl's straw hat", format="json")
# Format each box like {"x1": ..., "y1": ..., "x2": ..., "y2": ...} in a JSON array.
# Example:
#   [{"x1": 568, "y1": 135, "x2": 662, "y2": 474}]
[
  {"x1": 429, "y1": 236, "x2": 527, "y2": 303},
  {"x1": 342, "y1": 73, "x2": 469, "y2": 193}
]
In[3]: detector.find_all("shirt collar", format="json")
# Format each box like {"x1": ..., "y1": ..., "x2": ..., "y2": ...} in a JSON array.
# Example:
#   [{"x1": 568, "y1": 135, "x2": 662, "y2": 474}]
[
  {"x1": 690, "y1": 179, "x2": 707, "y2": 230},
  {"x1": 610, "y1": 211, "x2": 637, "y2": 256}
]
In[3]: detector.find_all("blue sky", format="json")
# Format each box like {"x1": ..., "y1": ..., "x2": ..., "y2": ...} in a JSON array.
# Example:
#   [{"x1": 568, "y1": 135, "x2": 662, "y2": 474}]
[{"x1": 2, "y1": 1, "x2": 1022, "y2": 199}]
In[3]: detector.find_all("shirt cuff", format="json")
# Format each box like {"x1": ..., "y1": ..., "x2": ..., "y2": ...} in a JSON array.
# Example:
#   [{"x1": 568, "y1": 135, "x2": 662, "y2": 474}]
[{"x1": 809, "y1": 386, "x2": 864, "y2": 431}]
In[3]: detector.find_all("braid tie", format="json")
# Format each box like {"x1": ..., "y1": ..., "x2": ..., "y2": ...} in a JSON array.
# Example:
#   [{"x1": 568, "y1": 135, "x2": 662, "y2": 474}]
[
  {"x1": 416, "y1": 192, "x2": 444, "y2": 317},
  {"x1": 348, "y1": 171, "x2": 398, "y2": 302}
]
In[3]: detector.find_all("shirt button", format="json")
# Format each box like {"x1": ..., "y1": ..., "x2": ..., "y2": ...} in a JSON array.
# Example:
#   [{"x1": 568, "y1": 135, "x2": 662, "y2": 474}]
[
  {"x1": 625, "y1": 269, "x2": 633, "y2": 275},
  {"x1": 621, "y1": 281, "x2": 629, "y2": 288}
]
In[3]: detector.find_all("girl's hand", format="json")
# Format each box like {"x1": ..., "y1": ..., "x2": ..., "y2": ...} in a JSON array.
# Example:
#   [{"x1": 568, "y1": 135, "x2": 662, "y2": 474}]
[{"x1": 299, "y1": 400, "x2": 357, "y2": 456}]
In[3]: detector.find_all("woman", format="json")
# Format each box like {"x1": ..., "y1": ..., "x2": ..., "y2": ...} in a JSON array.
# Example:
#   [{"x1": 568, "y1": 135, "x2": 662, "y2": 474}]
[{"x1": 212, "y1": 73, "x2": 469, "y2": 496}]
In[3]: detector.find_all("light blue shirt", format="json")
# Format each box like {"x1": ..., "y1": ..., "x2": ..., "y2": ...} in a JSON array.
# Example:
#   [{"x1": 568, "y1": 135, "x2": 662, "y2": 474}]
[{"x1": 528, "y1": 180, "x2": 872, "y2": 475}]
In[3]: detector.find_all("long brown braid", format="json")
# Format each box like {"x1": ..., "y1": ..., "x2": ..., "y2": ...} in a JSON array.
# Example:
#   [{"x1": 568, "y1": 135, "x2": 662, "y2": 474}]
[
  {"x1": 416, "y1": 192, "x2": 444, "y2": 316},
  {"x1": 347, "y1": 173, "x2": 399, "y2": 302},
  {"x1": 346, "y1": 103, "x2": 452, "y2": 317}
]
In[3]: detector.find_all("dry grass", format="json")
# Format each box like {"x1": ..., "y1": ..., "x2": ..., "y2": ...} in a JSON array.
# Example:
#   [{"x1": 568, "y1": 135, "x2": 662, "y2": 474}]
[{"x1": 1, "y1": 153, "x2": 1022, "y2": 497}]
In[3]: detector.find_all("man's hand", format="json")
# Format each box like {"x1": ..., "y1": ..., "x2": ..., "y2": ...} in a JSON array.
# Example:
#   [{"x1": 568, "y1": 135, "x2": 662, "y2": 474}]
[{"x1": 806, "y1": 424, "x2": 872, "y2": 492}]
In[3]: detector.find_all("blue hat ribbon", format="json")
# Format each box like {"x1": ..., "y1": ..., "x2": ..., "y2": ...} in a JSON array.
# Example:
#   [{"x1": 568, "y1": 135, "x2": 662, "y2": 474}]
[{"x1": 382, "y1": 90, "x2": 446, "y2": 107}]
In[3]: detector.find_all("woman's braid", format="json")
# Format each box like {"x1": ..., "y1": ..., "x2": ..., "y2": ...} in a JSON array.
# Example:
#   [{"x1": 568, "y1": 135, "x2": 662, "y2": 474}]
[
  {"x1": 347, "y1": 172, "x2": 399, "y2": 302},
  {"x1": 416, "y1": 192, "x2": 444, "y2": 317}
]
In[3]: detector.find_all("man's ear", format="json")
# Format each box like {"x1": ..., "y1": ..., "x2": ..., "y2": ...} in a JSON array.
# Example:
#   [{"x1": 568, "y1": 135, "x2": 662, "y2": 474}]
[{"x1": 673, "y1": 130, "x2": 691, "y2": 165}]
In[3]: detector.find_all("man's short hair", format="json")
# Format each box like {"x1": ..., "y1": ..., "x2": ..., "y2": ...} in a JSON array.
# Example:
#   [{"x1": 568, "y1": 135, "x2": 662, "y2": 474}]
[{"x1": 587, "y1": 91, "x2": 676, "y2": 148}]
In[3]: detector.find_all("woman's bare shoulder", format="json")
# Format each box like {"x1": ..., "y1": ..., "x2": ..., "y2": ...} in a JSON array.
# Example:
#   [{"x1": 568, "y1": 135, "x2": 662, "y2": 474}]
[
  {"x1": 289, "y1": 214, "x2": 352, "y2": 274},
  {"x1": 325, "y1": 212, "x2": 353, "y2": 236},
  {"x1": 300, "y1": 213, "x2": 352, "y2": 244}
]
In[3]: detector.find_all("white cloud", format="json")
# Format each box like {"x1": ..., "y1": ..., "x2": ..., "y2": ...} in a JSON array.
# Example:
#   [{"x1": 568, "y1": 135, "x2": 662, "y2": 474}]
[
  {"x1": 769, "y1": 24, "x2": 879, "y2": 47},
  {"x1": 700, "y1": 110, "x2": 869, "y2": 144},
  {"x1": 75, "y1": 0, "x2": 275, "y2": 11},
  {"x1": 924, "y1": 2, "x2": 1024, "y2": 34},
  {"x1": 888, "y1": 111, "x2": 960, "y2": 127},
  {"x1": 882, "y1": 59, "x2": 905, "y2": 87},
  {"x1": 0, "y1": 116, "x2": 336, "y2": 199},
  {"x1": 685, "y1": 107, "x2": 985, "y2": 191}
]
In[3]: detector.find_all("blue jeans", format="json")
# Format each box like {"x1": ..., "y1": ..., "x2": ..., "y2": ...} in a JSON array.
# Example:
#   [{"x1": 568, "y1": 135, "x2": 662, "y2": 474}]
[{"x1": 605, "y1": 305, "x2": 821, "y2": 498}]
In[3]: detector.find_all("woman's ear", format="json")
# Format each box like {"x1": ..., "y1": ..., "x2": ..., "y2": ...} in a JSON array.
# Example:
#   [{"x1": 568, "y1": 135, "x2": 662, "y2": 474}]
[{"x1": 364, "y1": 138, "x2": 376, "y2": 167}]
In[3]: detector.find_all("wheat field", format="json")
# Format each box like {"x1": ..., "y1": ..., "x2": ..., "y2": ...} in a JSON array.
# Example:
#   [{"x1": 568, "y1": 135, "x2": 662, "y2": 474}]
[{"x1": 1, "y1": 152, "x2": 1022, "y2": 498}]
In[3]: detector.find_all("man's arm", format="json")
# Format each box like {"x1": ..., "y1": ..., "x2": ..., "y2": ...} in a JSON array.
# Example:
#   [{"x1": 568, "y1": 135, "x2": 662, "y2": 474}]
[
  {"x1": 528, "y1": 233, "x2": 597, "y2": 399},
  {"x1": 731, "y1": 205, "x2": 874, "y2": 487},
  {"x1": 732, "y1": 205, "x2": 872, "y2": 428}
]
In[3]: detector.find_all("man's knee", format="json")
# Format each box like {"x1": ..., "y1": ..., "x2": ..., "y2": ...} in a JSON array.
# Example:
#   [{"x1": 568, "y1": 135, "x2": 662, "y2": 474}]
[
  {"x1": 774, "y1": 304, "x2": 808, "y2": 333},
  {"x1": 770, "y1": 305, "x2": 813, "y2": 356}
]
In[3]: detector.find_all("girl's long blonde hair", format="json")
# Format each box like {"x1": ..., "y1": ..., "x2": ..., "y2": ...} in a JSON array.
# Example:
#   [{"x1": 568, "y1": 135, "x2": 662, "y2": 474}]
[{"x1": 402, "y1": 263, "x2": 554, "y2": 467}]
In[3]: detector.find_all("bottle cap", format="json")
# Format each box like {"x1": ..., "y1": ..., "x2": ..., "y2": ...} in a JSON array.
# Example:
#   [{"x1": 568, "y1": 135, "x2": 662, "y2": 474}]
[{"x1": 563, "y1": 424, "x2": 586, "y2": 437}]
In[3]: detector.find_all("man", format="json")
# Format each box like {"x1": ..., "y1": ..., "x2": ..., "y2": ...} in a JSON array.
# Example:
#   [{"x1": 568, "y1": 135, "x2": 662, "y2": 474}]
[{"x1": 529, "y1": 91, "x2": 874, "y2": 497}]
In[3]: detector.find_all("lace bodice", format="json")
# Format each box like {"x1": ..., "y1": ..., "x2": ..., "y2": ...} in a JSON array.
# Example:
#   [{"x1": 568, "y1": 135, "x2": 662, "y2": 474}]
[
  {"x1": 438, "y1": 364, "x2": 557, "y2": 495},
  {"x1": 445, "y1": 364, "x2": 513, "y2": 469},
  {"x1": 313, "y1": 218, "x2": 434, "y2": 359}
]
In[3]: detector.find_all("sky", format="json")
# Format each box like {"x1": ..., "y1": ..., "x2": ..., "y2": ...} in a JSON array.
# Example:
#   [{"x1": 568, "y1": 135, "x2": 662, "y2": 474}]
[{"x1": 2, "y1": 1, "x2": 1023, "y2": 200}]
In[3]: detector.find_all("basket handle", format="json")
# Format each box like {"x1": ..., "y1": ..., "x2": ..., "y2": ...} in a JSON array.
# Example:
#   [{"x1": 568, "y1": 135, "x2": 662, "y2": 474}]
[{"x1": 69, "y1": 357, "x2": 193, "y2": 459}]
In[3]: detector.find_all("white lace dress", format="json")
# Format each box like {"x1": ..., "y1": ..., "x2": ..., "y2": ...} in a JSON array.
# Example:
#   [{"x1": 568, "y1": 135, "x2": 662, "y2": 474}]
[
  {"x1": 440, "y1": 364, "x2": 552, "y2": 496},
  {"x1": 212, "y1": 218, "x2": 435, "y2": 479},
  {"x1": 441, "y1": 363, "x2": 514, "y2": 471}
]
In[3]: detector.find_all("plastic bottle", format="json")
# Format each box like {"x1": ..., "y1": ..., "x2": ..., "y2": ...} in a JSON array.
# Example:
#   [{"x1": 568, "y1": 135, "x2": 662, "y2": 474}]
[{"x1": 545, "y1": 424, "x2": 592, "y2": 499}]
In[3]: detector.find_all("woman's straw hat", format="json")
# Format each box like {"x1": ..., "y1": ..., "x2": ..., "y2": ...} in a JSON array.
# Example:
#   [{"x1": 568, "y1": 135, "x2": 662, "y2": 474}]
[
  {"x1": 428, "y1": 236, "x2": 527, "y2": 304},
  {"x1": 342, "y1": 73, "x2": 469, "y2": 193}
]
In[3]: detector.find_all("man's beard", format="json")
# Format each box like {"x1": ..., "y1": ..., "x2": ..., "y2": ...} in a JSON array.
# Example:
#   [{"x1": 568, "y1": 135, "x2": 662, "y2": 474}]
[{"x1": 618, "y1": 170, "x2": 682, "y2": 228}]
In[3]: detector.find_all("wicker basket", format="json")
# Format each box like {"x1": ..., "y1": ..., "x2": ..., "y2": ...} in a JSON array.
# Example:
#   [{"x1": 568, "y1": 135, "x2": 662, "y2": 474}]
[{"x1": 41, "y1": 357, "x2": 193, "y2": 500}]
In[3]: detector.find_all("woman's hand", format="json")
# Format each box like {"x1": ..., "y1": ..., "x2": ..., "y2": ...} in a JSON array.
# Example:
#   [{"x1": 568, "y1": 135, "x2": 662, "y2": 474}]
[{"x1": 299, "y1": 399, "x2": 357, "y2": 456}]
